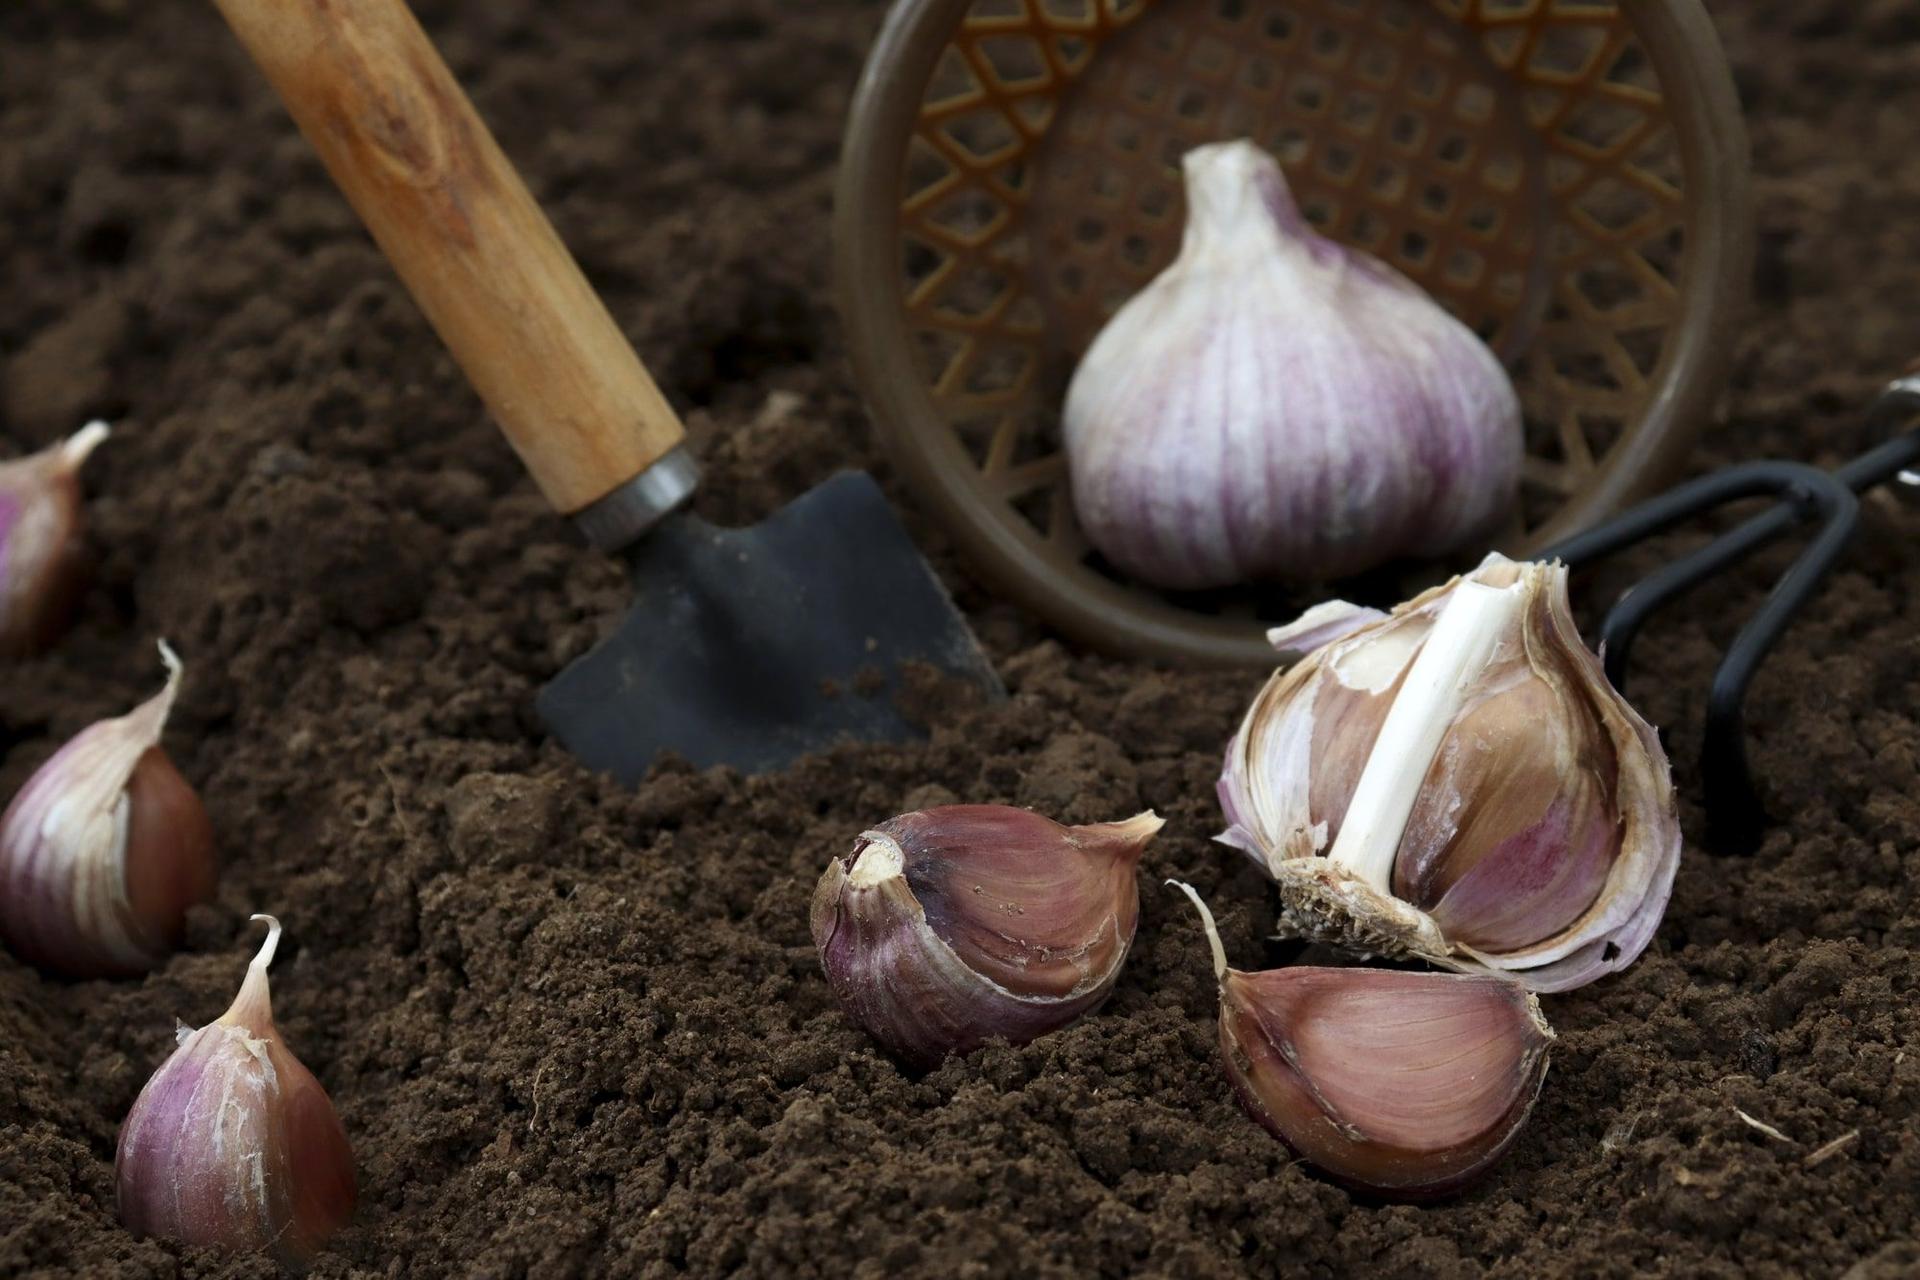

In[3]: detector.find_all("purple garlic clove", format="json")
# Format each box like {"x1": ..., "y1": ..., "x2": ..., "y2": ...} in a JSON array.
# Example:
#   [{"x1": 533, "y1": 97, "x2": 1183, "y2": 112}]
[
  {"x1": 0, "y1": 420, "x2": 109, "y2": 657},
  {"x1": 1172, "y1": 882, "x2": 1553, "y2": 1200},
  {"x1": 811, "y1": 804, "x2": 1163, "y2": 1068},
  {"x1": 116, "y1": 916, "x2": 357, "y2": 1263},
  {"x1": 0, "y1": 640, "x2": 216, "y2": 977}
]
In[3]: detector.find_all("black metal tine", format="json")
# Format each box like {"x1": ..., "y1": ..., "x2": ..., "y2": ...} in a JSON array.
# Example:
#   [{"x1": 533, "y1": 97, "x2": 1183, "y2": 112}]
[
  {"x1": 1616, "y1": 380, "x2": 1920, "y2": 592},
  {"x1": 1546, "y1": 465, "x2": 1856, "y2": 854},
  {"x1": 1701, "y1": 484, "x2": 1860, "y2": 853},
  {"x1": 1585, "y1": 463, "x2": 1853, "y2": 693},
  {"x1": 1536, "y1": 466, "x2": 1777, "y2": 574},
  {"x1": 1528, "y1": 377, "x2": 1920, "y2": 855},
  {"x1": 1541, "y1": 379, "x2": 1920, "y2": 585},
  {"x1": 1835, "y1": 376, "x2": 1920, "y2": 491}
]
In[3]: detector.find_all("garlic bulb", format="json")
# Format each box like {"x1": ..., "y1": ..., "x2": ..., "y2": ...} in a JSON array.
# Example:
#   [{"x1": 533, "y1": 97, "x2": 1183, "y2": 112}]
[
  {"x1": 1063, "y1": 140, "x2": 1521, "y2": 589},
  {"x1": 0, "y1": 640, "x2": 216, "y2": 976},
  {"x1": 1218, "y1": 554, "x2": 1680, "y2": 992},
  {"x1": 811, "y1": 804, "x2": 1163, "y2": 1068},
  {"x1": 0, "y1": 420, "x2": 110, "y2": 657},
  {"x1": 117, "y1": 915, "x2": 357, "y2": 1262},
  {"x1": 1171, "y1": 882, "x2": 1553, "y2": 1200}
]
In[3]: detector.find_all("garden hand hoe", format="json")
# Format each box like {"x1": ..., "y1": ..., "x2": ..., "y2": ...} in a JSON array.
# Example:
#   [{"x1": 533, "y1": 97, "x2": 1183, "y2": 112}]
[{"x1": 211, "y1": 0, "x2": 1001, "y2": 781}]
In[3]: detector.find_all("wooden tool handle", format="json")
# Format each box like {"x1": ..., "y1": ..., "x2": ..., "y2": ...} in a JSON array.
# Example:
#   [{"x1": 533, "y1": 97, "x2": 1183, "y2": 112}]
[{"x1": 212, "y1": 0, "x2": 685, "y2": 516}]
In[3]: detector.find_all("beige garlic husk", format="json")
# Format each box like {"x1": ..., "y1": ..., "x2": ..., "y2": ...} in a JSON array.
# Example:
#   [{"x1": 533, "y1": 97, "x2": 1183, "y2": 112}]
[
  {"x1": 1062, "y1": 140, "x2": 1521, "y2": 589},
  {"x1": 0, "y1": 420, "x2": 110, "y2": 657},
  {"x1": 117, "y1": 915, "x2": 357, "y2": 1263},
  {"x1": 811, "y1": 804, "x2": 1163, "y2": 1068},
  {"x1": 0, "y1": 640, "x2": 216, "y2": 976},
  {"x1": 1171, "y1": 882, "x2": 1553, "y2": 1199},
  {"x1": 1218, "y1": 554, "x2": 1680, "y2": 992}
]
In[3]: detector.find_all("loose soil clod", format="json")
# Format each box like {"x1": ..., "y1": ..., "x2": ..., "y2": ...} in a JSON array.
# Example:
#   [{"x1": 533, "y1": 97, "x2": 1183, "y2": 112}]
[{"x1": 3, "y1": 1, "x2": 1919, "y2": 1276}]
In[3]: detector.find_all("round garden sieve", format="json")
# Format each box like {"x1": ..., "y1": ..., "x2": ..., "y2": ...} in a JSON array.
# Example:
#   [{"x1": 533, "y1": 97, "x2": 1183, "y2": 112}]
[{"x1": 835, "y1": 0, "x2": 1754, "y2": 665}]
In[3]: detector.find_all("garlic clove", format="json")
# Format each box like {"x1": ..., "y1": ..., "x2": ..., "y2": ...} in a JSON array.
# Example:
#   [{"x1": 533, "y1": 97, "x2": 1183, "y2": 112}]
[
  {"x1": 1171, "y1": 882, "x2": 1552, "y2": 1200},
  {"x1": 120, "y1": 747, "x2": 220, "y2": 947},
  {"x1": 811, "y1": 804, "x2": 1163, "y2": 1068},
  {"x1": 1223, "y1": 967, "x2": 1553, "y2": 1199},
  {"x1": 1218, "y1": 553, "x2": 1680, "y2": 992},
  {"x1": 1391, "y1": 672, "x2": 1620, "y2": 955},
  {"x1": 116, "y1": 915, "x2": 356, "y2": 1262},
  {"x1": 1062, "y1": 140, "x2": 1521, "y2": 589},
  {"x1": 0, "y1": 640, "x2": 216, "y2": 977},
  {"x1": 877, "y1": 805, "x2": 1153, "y2": 996},
  {"x1": 0, "y1": 420, "x2": 109, "y2": 658}
]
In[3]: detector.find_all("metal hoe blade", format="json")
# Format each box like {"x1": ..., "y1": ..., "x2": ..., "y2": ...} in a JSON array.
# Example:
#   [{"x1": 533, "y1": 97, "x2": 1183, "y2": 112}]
[{"x1": 538, "y1": 471, "x2": 1004, "y2": 781}]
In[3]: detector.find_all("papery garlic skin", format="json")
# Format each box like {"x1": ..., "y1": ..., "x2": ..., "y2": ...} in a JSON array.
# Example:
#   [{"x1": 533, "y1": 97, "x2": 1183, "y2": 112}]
[
  {"x1": 0, "y1": 421, "x2": 109, "y2": 657},
  {"x1": 1172, "y1": 882, "x2": 1552, "y2": 1200},
  {"x1": 811, "y1": 805, "x2": 1163, "y2": 1068},
  {"x1": 1218, "y1": 554, "x2": 1680, "y2": 992},
  {"x1": 1062, "y1": 141, "x2": 1520, "y2": 589},
  {"x1": 116, "y1": 916, "x2": 356, "y2": 1263},
  {"x1": 0, "y1": 641, "x2": 216, "y2": 976}
]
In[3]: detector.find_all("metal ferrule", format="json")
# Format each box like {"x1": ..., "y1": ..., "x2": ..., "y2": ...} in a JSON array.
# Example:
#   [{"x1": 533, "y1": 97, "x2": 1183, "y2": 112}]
[{"x1": 571, "y1": 446, "x2": 700, "y2": 552}]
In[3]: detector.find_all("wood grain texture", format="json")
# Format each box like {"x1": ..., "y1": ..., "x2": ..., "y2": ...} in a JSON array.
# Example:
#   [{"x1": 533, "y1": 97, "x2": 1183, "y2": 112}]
[{"x1": 211, "y1": 0, "x2": 685, "y2": 514}]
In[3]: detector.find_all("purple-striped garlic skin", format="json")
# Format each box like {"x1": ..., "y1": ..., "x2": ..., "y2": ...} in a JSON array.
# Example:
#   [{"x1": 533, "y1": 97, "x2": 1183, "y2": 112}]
[
  {"x1": 1062, "y1": 140, "x2": 1521, "y2": 591},
  {"x1": 117, "y1": 916, "x2": 357, "y2": 1263},
  {"x1": 0, "y1": 420, "x2": 109, "y2": 658},
  {"x1": 811, "y1": 805, "x2": 1163, "y2": 1068},
  {"x1": 0, "y1": 641, "x2": 215, "y2": 977},
  {"x1": 1217, "y1": 554, "x2": 1680, "y2": 993}
]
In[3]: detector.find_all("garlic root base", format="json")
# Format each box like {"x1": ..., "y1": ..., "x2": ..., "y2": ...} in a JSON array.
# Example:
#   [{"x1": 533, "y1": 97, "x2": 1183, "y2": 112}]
[{"x1": 1268, "y1": 860, "x2": 1452, "y2": 965}]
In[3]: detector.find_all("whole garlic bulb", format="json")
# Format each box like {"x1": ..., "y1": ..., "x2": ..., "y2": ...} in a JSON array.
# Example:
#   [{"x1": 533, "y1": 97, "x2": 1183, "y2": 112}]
[
  {"x1": 1218, "y1": 554, "x2": 1680, "y2": 992},
  {"x1": 0, "y1": 420, "x2": 110, "y2": 657},
  {"x1": 1171, "y1": 882, "x2": 1553, "y2": 1200},
  {"x1": 116, "y1": 916, "x2": 357, "y2": 1263},
  {"x1": 811, "y1": 804, "x2": 1163, "y2": 1068},
  {"x1": 0, "y1": 641, "x2": 216, "y2": 976},
  {"x1": 1063, "y1": 140, "x2": 1521, "y2": 589}
]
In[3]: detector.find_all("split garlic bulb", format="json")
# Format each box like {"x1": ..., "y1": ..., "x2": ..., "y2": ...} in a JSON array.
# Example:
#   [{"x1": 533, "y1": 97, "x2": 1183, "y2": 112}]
[
  {"x1": 116, "y1": 916, "x2": 357, "y2": 1262},
  {"x1": 1218, "y1": 554, "x2": 1680, "y2": 992},
  {"x1": 811, "y1": 804, "x2": 1163, "y2": 1068},
  {"x1": 0, "y1": 641, "x2": 216, "y2": 976},
  {"x1": 1172, "y1": 883, "x2": 1553, "y2": 1200},
  {"x1": 0, "y1": 420, "x2": 109, "y2": 657},
  {"x1": 1063, "y1": 140, "x2": 1521, "y2": 589}
]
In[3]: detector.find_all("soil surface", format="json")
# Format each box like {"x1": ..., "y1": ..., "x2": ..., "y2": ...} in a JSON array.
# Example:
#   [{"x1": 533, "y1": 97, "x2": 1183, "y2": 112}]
[{"x1": 3, "y1": 1, "x2": 1919, "y2": 1276}]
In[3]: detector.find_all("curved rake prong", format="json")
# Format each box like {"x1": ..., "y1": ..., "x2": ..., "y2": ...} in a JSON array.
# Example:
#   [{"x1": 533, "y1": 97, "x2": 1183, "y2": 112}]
[
  {"x1": 1587, "y1": 463, "x2": 1854, "y2": 694},
  {"x1": 1567, "y1": 465, "x2": 1856, "y2": 854},
  {"x1": 1700, "y1": 482, "x2": 1859, "y2": 853},
  {"x1": 1531, "y1": 375, "x2": 1920, "y2": 854},
  {"x1": 1657, "y1": 379, "x2": 1920, "y2": 590},
  {"x1": 1542, "y1": 377, "x2": 1920, "y2": 585},
  {"x1": 1836, "y1": 376, "x2": 1920, "y2": 492}
]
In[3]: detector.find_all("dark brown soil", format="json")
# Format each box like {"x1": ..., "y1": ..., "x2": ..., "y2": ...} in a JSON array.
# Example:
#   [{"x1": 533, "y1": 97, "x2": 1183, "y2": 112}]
[{"x1": 3, "y1": 1, "x2": 1918, "y2": 1276}]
